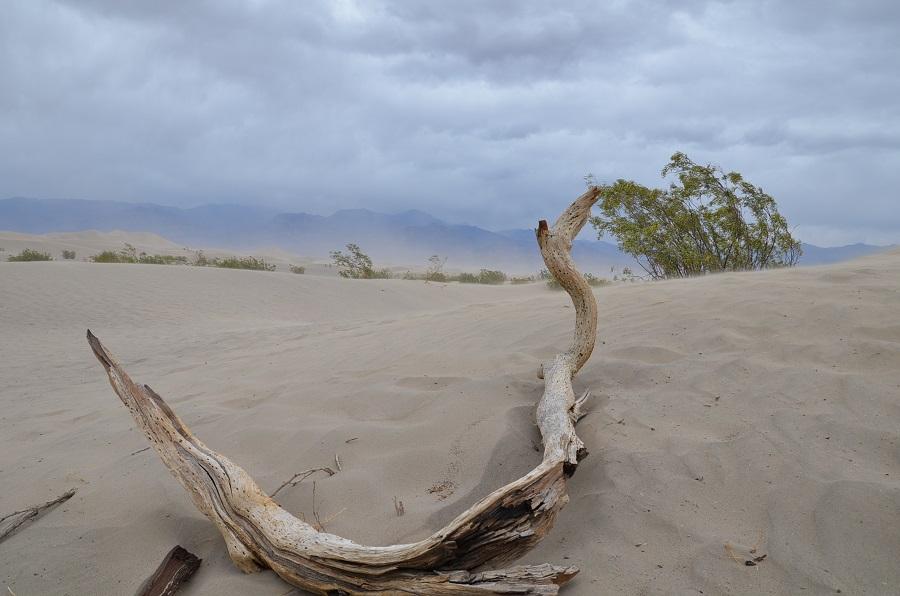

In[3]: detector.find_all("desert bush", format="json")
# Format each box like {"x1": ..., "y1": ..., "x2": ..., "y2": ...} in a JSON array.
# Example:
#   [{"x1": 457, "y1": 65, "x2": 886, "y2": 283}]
[
  {"x1": 425, "y1": 255, "x2": 448, "y2": 282},
  {"x1": 453, "y1": 269, "x2": 507, "y2": 284},
  {"x1": 289, "y1": 265, "x2": 306, "y2": 274},
  {"x1": 192, "y1": 250, "x2": 210, "y2": 267},
  {"x1": 543, "y1": 269, "x2": 609, "y2": 289},
  {"x1": 510, "y1": 276, "x2": 535, "y2": 284},
  {"x1": 212, "y1": 256, "x2": 275, "y2": 271},
  {"x1": 91, "y1": 244, "x2": 186, "y2": 265},
  {"x1": 477, "y1": 269, "x2": 506, "y2": 284},
  {"x1": 583, "y1": 273, "x2": 610, "y2": 287},
  {"x1": 330, "y1": 243, "x2": 391, "y2": 279},
  {"x1": 590, "y1": 152, "x2": 801, "y2": 279},
  {"x1": 62, "y1": 250, "x2": 76, "y2": 260},
  {"x1": 8, "y1": 248, "x2": 52, "y2": 262}
]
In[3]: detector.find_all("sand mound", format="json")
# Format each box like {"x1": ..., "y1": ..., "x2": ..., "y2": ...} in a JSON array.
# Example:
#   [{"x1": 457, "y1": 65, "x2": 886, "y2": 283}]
[{"x1": 1, "y1": 251, "x2": 898, "y2": 595}]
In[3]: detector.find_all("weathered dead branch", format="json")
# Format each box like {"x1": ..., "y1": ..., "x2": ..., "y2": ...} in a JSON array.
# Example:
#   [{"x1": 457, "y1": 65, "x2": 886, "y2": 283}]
[
  {"x1": 0, "y1": 488, "x2": 76, "y2": 544},
  {"x1": 87, "y1": 188, "x2": 601, "y2": 594},
  {"x1": 135, "y1": 545, "x2": 201, "y2": 596}
]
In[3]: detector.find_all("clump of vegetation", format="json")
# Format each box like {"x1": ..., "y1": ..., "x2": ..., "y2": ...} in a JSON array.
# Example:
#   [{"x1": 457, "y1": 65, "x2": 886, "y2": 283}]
[
  {"x1": 8, "y1": 248, "x2": 53, "y2": 262},
  {"x1": 510, "y1": 276, "x2": 535, "y2": 284},
  {"x1": 452, "y1": 269, "x2": 508, "y2": 284},
  {"x1": 212, "y1": 256, "x2": 275, "y2": 271},
  {"x1": 590, "y1": 152, "x2": 801, "y2": 279},
  {"x1": 62, "y1": 250, "x2": 76, "y2": 260},
  {"x1": 91, "y1": 244, "x2": 187, "y2": 265},
  {"x1": 542, "y1": 269, "x2": 609, "y2": 290},
  {"x1": 289, "y1": 265, "x2": 306, "y2": 274},
  {"x1": 425, "y1": 255, "x2": 448, "y2": 282},
  {"x1": 192, "y1": 250, "x2": 210, "y2": 267},
  {"x1": 476, "y1": 269, "x2": 507, "y2": 284},
  {"x1": 330, "y1": 243, "x2": 392, "y2": 279}
]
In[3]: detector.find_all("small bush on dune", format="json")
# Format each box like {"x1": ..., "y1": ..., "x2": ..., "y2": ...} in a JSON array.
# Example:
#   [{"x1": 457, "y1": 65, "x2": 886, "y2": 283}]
[
  {"x1": 510, "y1": 276, "x2": 535, "y2": 284},
  {"x1": 91, "y1": 250, "x2": 131, "y2": 263},
  {"x1": 212, "y1": 256, "x2": 275, "y2": 271},
  {"x1": 477, "y1": 269, "x2": 507, "y2": 284},
  {"x1": 8, "y1": 248, "x2": 53, "y2": 262},
  {"x1": 425, "y1": 255, "x2": 448, "y2": 282},
  {"x1": 452, "y1": 269, "x2": 508, "y2": 284},
  {"x1": 330, "y1": 243, "x2": 392, "y2": 279},
  {"x1": 289, "y1": 265, "x2": 306, "y2": 274},
  {"x1": 543, "y1": 269, "x2": 610, "y2": 290},
  {"x1": 91, "y1": 244, "x2": 187, "y2": 265},
  {"x1": 62, "y1": 250, "x2": 76, "y2": 260}
]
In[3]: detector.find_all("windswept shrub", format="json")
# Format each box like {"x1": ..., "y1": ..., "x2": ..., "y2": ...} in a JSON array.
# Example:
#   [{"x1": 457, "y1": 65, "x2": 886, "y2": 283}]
[
  {"x1": 62, "y1": 250, "x2": 76, "y2": 260},
  {"x1": 477, "y1": 269, "x2": 507, "y2": 284},
  {"x1": 591, "y1": 152, "x2": 801, "y2": 279},
  {"x1": 543, "y1": 269, "x2": 609, "y2": 290},
  {"x1": 8, "y1": 248, "x2": 52, "y2": 262},
  {"x1": 453, "y1": 270, "x2": 507, "y2": 284},
  {"x1": 212, "y1": 256, "x2": 275, "y2": 271},
  {"x1": 330, "y1": 243, "x2": 391, "y2": 279},
  {"x1": 289, "y1": 265, "x2": 306, "y2": 274},
  {"x1": 510, "y1": 276, "x2": 535, "y2": 284},
  {"x1": 91, "y1": 244, "x2": 187, "y2": 265},
  {"x1": 425, "y1": 255, "x2": 448, "y2": 282}
]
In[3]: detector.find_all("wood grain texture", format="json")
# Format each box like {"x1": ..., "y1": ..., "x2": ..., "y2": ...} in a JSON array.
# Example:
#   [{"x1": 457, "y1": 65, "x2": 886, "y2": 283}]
[
  {"x1": 88, "y1": 189, "x2": 601, "y2": 594},
  {"x1": 135, "y1": 546, "x2": 201, "y2": 596}
]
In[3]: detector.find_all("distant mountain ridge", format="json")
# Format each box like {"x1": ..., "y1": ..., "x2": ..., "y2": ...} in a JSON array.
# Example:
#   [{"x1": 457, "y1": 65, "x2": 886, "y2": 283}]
[{"x1": 0, "y1": 197, "x2": 891, "y2": 272}]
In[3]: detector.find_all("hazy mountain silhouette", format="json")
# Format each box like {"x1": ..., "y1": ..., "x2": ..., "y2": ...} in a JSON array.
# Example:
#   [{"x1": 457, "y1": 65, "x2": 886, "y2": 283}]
[{"x1": 0, "y1": 197, "x2": 890, "y2": 273}]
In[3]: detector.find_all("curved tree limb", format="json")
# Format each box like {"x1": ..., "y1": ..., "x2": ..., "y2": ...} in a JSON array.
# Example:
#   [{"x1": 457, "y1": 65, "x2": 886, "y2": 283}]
[{"x1": 87, "y1": 188, "x2": 601, "y2": 594}]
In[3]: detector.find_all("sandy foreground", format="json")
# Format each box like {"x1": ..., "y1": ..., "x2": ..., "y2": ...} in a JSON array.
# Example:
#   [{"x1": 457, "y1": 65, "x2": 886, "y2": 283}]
[{"x1": 1, "y1": 242, "x2": 899, "y2": 595}]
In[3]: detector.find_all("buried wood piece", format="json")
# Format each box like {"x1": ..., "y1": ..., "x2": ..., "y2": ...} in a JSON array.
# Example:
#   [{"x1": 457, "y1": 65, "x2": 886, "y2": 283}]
[
  {"x1": 87, "y1": 188, "x2": 601, "y2": 595},
  {"x1": 0, "y1": 488, "x2": 76, "y2": 544},
  {"x1": 135, "y1": 545, "x2": 202, "y2": 596}
]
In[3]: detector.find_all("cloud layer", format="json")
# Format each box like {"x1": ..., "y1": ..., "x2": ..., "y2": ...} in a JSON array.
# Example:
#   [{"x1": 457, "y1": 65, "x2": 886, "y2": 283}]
[{"x1": 2, "y1": 0, "x2": 898, "y2": 244}]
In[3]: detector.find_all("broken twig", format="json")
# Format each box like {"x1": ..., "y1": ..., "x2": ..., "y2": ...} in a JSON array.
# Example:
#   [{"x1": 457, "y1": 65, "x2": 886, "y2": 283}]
[
  {"x1": 0, "y1": 488, "x2": 76, "y2": 544},
  {"x1": 270, "y1": 467, "x2": 335, "y2": 498}
]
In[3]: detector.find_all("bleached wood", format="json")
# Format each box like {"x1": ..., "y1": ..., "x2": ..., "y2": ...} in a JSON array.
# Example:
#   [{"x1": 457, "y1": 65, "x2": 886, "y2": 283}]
[{"x1": 87, "y1": 188, "x2": 601, "y2": 594}]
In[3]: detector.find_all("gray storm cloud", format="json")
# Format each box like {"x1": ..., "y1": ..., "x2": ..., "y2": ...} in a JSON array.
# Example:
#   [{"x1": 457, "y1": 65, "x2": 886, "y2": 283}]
[{"x1": 1, "y1": 0, "x2": 898, "y2": 244}]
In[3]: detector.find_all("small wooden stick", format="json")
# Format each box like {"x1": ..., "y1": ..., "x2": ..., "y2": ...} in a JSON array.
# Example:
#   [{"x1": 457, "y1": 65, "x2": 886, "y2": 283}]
[
  {"x1": 135, "y1": 545, "x2": 201, "y2": 596},
  {"x1": 270, "y1": 467, "x2": 335, "y2": 498},
  {"x1": 0, "y1": 488, "x2": 76, "y2": 544}
]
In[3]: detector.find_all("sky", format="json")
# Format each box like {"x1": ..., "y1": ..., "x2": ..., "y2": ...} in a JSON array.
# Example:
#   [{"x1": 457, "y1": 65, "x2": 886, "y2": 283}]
[{"x1": 1, "y1": 0, "x2": 898, "y2": 245}]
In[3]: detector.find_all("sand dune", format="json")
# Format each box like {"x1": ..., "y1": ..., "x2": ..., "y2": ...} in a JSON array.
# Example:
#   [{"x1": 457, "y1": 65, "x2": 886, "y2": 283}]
[{"x1": 1, "y1": 250, "x2": 899, "y2": 595}]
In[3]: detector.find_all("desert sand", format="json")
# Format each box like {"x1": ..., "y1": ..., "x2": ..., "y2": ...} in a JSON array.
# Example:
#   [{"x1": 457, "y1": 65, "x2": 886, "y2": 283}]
[{"x1": 1, "y1": 235, "x2": 899, "y2": 595}]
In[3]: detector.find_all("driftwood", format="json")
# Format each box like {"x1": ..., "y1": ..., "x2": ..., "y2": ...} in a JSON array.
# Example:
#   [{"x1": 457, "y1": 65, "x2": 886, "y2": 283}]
[
  {"x1": 87, "y1": 188, "x2": 601, "y2": 594},
  {"x1": 135, "y1": 545, "x2": 201, "y2": 596},
  {"x1": 0, "y1": 488, "x2": 76, "y2": 544}
]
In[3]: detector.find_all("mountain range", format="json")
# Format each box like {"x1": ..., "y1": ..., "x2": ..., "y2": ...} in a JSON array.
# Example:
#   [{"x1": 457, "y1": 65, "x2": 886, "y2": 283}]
[{"x1": 0, "y1": 197, "x2": 891, "y2": 273}]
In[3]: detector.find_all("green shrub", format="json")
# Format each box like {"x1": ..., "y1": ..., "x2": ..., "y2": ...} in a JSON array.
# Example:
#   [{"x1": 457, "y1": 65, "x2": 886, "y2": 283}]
[
  {"x1": 510, "y1": 276, "x2": 534, "y2": 284},
  {"x1": 212, "y1": 256, "x2": 275, "y2": 271},
  {"x1": 583, "y1": 273, "x2": 610, "y2": 287},
  {"x1": 91, "y1": 244, "x2": 187, "y2": 265},
  {"x1": 543, "y1": 269, "x2": 610, "y2": 289},
  {"x1": 330, "y1": 243, "x2": 391, "y2": 278},
  {"x1": 455, "y1": 272, "x2": 478, "y2": 283},
  {"x1": 8, "y1": 248, "x2": 53, "y2": 262},
  {"x1": 590, "y1": 152, "x2": 801, "y2": 279},
  {"x1": 425, "y1": 255, "x2": 448, "y2": 282},
  {"x1": 289, "y1": 265, "x2": 306, "y2": 274},
  {"x1": 91, "y1": 250, "x2": 130, "y2": 263},
  {"x1": 62, "y1": 250, "x2": 76, "y2": 260},
  {"x1": 477, "y1": 269, "x2": 507, "y2": 284}
]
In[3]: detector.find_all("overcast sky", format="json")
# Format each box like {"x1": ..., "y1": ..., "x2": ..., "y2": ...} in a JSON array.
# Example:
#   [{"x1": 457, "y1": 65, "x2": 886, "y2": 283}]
[{"x1": 2, "y1": 1, "x2": 898, "y2": 245}]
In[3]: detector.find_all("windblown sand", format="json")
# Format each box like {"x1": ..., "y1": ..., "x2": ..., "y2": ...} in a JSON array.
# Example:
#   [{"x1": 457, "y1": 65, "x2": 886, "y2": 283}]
[{"x1": 1, "y1": 246, "x2": 899, "y2": 595}]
